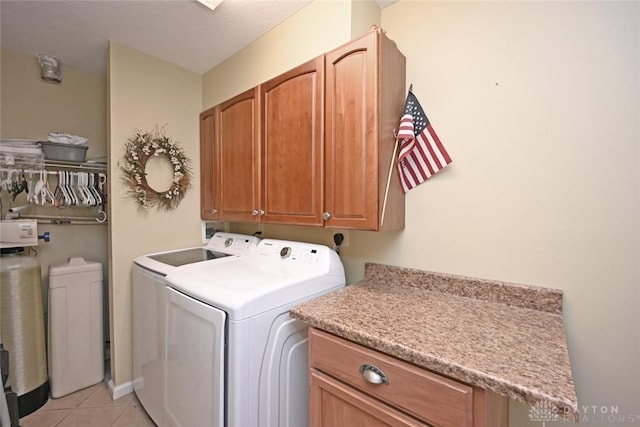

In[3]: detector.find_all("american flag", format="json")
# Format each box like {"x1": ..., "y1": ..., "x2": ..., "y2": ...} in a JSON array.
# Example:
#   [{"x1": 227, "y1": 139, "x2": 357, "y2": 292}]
[{"x1": 396, "y1": 91, "x2": 452, "y2": 193}]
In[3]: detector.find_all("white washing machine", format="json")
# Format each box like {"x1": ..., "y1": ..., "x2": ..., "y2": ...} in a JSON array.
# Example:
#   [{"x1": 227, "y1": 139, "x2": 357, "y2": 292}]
[
  {"x1": 164, "y1": 238, "x2": 345, "y2": 427},
  {"x1": 132, "y1": 232, "x2": 260, "y2": 426}
]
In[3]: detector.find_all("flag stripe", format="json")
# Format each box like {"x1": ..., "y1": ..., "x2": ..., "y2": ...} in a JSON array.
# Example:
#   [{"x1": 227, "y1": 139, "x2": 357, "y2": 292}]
[
  {"x1": 406, "y1": 155, "x2": 427, "y2": 183},
  {"x1": 413, "y1": 136, "x2": 437, "y2": 176},
  {"x1": 426, "y1": 124, "x2": 451, "y2": 165},
  {"x1": 421, "y1": 133, "x2": 443, "y2": 173}
]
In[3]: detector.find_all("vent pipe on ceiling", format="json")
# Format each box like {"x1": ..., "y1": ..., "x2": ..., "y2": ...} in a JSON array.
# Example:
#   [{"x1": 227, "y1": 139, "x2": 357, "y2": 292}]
[{"x1": 38, "y1": 54, "x2": 62, "y2": 83}]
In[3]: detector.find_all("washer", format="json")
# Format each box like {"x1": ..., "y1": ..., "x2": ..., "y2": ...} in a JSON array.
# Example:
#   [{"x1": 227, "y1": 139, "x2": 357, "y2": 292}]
[
  {"x1": 132, "y1": 232, "x2": 260, "y2": 426},
  {"x1": 164, "y1": 238, "x2": 345, "y2": 427}
]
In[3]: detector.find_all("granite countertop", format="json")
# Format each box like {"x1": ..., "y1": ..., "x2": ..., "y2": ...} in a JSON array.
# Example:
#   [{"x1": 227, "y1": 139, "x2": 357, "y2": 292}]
[{"x1": 290, "y1": 263, "x2": 578, "y2": 419}]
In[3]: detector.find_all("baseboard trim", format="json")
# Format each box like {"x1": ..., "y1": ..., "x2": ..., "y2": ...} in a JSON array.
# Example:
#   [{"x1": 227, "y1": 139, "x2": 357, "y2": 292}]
[{"x1": 107, "y1": 378, "x2": 133, "y2": 400}]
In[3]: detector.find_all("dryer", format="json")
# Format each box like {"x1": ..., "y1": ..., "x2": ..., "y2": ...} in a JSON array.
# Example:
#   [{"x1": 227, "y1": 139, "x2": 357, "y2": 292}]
[
  {"x1": 132, "y1": 232, "x2": 260, "y2": 426},
  {"x1": 164, "y1": 238, "x2": 345, "y2": 427}
]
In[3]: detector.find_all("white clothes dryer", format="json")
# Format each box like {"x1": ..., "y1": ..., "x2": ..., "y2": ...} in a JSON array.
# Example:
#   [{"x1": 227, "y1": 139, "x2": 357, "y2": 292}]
[
  {"x1": 132, "y1": 232, "x2": 260, "y2": 426},
  {"x1": 164, "y1": 238, "x2": 345, "y2": 427}
]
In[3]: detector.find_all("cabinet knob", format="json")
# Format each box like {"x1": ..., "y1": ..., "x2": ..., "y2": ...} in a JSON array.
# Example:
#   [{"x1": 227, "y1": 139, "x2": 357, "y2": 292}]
[
  {"x1": 322, "y1": 211, "x2": 331, "y2": 221},
  {"x1": 211, "y1": 209, "x2": 218, "y2": 214},
  {"x1": 359, "y1": 364, "x2": 389, "y2": 385},
  {"x1": 258, "y1": 209, "x2": 265, "y2": 216},
  {"x1": 252, "y1": 209, "x2": 259, "y2": 216}
]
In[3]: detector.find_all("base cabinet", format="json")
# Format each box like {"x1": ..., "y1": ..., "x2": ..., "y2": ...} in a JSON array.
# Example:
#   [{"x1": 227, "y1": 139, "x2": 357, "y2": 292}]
[{"x1": 309, "y1": 328, "x2": 508, "y2": 427}]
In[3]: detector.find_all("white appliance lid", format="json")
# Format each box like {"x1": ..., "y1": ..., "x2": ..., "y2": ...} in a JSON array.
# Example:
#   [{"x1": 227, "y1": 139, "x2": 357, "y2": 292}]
[
  {"x1": 133, "y1": 232, "x2": 260, "y2": 275},
  {"x1": 147, "y1": 248, "x2": 229, "y2": 267}
]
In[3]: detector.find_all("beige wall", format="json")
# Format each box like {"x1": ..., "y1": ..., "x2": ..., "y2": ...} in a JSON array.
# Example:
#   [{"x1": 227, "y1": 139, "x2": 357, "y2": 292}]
[
  {"x1": 0, "y1": 48, "x2": 109, "y2": 337},
  {"x1": 350, "y1": 0, "x2": 382, "y2": 39},
  {"x1": 108, "y1": 43, "x2": 202, "y2": 386},
  {"x1": 205, "y1": 1, "x2": 640, "y2": 426},
  {"x1": 381, "y1": 2, "x2": 639, "y2": 425}
]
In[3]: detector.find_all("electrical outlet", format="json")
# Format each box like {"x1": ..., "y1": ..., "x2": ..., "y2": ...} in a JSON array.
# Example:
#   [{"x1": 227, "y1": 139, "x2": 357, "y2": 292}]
[{"x1": 332, "y1": 230, "x2": 349, "y2": 248}]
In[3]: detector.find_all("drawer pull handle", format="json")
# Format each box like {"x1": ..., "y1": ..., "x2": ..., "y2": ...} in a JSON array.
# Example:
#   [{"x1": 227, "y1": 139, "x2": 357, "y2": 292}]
[{"x1": 359, "y1": 364, "x2": 389, "y2": 385}]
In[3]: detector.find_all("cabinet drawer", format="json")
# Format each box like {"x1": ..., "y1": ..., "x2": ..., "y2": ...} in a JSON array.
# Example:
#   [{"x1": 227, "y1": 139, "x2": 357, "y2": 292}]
[
  {"x1": 309, "y1": 328, "x2": 473, "y2": 427},
  {"x1": 310, "y1": 370, "x2": 429, "y2": 427}
]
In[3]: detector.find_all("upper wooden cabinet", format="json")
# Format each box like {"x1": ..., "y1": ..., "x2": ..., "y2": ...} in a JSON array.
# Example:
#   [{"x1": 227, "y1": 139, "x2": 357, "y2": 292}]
[
  {"x1": 217, "y1": 88, "x2": 262, "y2": 223},
  {"x1": 261, "y1": 56, "x2": 324, "y2": 226},
  {"x1": 201, "y1": 28, "x2": 406, "y2": 230},
  {"x1": 199, "y1": 88, "x2": 261, "y2": 223},
  {"x1": 324, "y1": 28, "x2": 406, "y2": 230}
]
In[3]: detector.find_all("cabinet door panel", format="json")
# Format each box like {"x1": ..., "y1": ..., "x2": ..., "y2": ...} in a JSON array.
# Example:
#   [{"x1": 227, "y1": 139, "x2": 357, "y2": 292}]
[
  {"x1": 261, "y1": 57, "x2": 324, "y2": 225},
  {"x1": 325, "y1": 28, "x2": 406, "y2": 230},
  {"x1": 218, "y1": 88, "x2": 261, "y2": 222},
  {"x1": 310, "y1": 370, "x2": 428, "y2": 427},
  {"x1": 325, "y1": 34, "x2": 378, "y2": 229},
  {"x1": 200, "y1": 106, "x2": 219, "y2": 220}
]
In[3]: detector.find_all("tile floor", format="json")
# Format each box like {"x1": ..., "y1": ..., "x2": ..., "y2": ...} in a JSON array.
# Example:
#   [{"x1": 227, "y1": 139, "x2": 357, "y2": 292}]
[{"x1": 19, "y1": 382, "x2": 155, "y2": 427}]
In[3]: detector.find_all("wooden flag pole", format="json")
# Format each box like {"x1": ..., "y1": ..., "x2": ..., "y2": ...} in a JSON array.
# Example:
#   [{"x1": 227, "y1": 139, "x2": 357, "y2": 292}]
[{"x1": 380, "y1": 133, "x2": 401, "y2": 228}]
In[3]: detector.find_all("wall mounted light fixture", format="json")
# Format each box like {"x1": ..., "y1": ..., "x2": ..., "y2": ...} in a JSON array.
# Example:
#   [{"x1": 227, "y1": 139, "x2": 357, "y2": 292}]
[{"x1": 38, "y1": 54, "x2": 62, "y2": 83}]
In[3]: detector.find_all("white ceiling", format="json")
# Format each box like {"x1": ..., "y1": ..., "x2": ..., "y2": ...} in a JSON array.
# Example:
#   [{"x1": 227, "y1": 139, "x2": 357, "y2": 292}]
[{"x1": 1, "y1": 0, "x2": 394, "y2": 78}]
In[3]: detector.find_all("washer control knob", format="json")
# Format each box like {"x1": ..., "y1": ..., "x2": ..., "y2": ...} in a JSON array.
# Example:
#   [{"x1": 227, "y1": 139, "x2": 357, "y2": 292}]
[
  {"x1": 280, "y1": 247, "x2": 292, "y2": 258},
  {"x1": 224, "y1": 238, "x2": 233, "y2": 247}
]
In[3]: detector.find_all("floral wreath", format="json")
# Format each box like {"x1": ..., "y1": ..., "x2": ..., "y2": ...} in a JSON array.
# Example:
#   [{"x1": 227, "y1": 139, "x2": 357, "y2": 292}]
[{"x1": 121, "y1": 129, "x2": 192, "y2": 211}]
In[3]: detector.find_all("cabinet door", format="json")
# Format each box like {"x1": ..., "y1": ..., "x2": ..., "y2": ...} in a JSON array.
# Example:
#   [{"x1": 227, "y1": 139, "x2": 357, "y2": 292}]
[
  {"x1": 325, "y1": 29, "x2": 405, "y2": 230},
  {"x1": 260, "y1": 56, "x2": 324, "y2": 225},
  {"x1": 200, "y1": 106, "x2": 220, "y2": 220},
  {"x1": 325, "y1": 31, "x2": 378, "y2": 230},
  {"x1": 310, "y1": 370, "x2": 428, "y2": 427},
  {"x1": 217, "y1": 88, "x2": 261, "y2": 222}
]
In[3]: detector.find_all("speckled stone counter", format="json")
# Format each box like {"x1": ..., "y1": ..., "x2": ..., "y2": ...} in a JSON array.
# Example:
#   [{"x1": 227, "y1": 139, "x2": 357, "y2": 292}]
[{"x1": 290, "y1": 263, "x2": 578, "y2": 419}]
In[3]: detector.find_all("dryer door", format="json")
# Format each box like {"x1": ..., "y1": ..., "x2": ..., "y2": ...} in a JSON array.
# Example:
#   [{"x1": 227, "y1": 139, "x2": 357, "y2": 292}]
[{"x1": 165, "y1": 287, "x2": 226, "y2": 427}]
